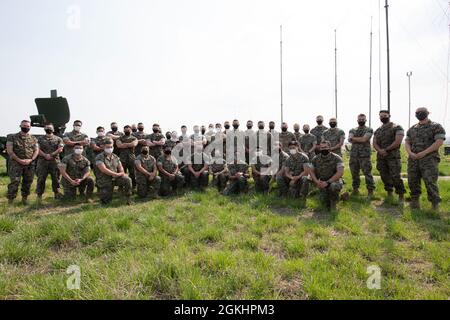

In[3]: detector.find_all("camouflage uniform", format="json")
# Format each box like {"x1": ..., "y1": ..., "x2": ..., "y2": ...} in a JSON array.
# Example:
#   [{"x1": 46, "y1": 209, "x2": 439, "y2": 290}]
[
  {"x1": 58, "y1": 154, "x2": 94, "y2": 199},
  {"x1": 311, "y1": 152, "x2": 344, "y2": 205},
  {"x1": 251, "y1": 154, "x2": 272, "y2": 193},
  {"x1": 373, "y1": 122, "x2": 406, "y2": 195},
  {"x1": 293, "y1": 131, "x2": 303, "y2": 143},
  {"x1": 322, "y1": 128, "x2": 345, "y2": 156},
  {"x1": 311, "y1": 125, "x2": 328, "y2": 146},
  {"x1": 164, "y1": 139, "x2": 178, "y2": 151},
  {"x1": 62, "y1": 130, "x2": 89, "y2": 156},
  {"x1": 299, "y1": 133, "x2": 316, "y2": 160},
  {"x1": 134, "y1": 154, "x2": 161, "y2": 198},
  {"x1": 278, "y1": 152, "x2": 310, "y2": 198},
  {"x1": 209, "y1": 158, "x2": 228, "y2": 192},
  {"x1": 348, "y1": 126, "x2": 375, "y2": 192},
  {"x1": 133, "y1": 131, "x2": 147, "y2": 156},
  {"x1": 279, "y1": 131, "x2": 297, "y2": 152},
  {"x1": 90, "y1": 136, "x2": 108, "y2": 178},
  {"x1": 189, "y1": 152, "x2": 210, "y2": 189},
  {"x1": 95, "y1": 152, "x2": 132, "y2": 204},
  {"x1": 118, "y1": 134, "x2": 137, "y2": 188},
  {"x1": 157, "y1": 155, "x2": 185, "y2": 196},
  {"x1": 36, "y1": 135, "x2": 64, "y2": 196},
  {"x1": 223, "y1": 161, "x2": 249, "y2": 195},
  {"x1": 106, "y1": 130, "x2": 124, "y2": 156},
  {"x1": 148, "y1": 132, "x2": 165, "y2": 159},
  {"x1": 406, "y1": 120, "x2": 446, "y2": 205},
  {"x1": 6, "y1": 133, "x2": 38, "y2": 200}
]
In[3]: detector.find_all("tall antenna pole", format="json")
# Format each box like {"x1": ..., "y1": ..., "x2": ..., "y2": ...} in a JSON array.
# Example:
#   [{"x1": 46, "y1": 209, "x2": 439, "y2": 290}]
[
  {"x1": 385, "y1": 0, "x2": 391, "y2": 113},
  {"x1": 334, "y1": 29, "x2": 338, "y2": 119},
  {"x1": 407, "y1": 71, "x2": 412, "y2": 128},
  {"x1": 378, "y1": 0, "x2": 382, "y2": 109},
  {"x1": 280, "y1": 25, "x2": 284, "y2": 124},
  {"x1": 369, "y1": 17, "x2": 373, "y2": 127}
]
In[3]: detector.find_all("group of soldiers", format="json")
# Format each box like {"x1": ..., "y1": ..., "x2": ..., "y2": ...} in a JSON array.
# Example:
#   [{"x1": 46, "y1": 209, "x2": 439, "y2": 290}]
[{"x1": 5, "y1": 107, "x2": 446, "y2": 211}]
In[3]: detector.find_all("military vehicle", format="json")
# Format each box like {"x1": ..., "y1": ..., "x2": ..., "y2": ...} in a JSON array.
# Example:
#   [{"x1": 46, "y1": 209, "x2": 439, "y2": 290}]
[{"x1": 0, "y1": 90, "x2": 71, "y2": 173}]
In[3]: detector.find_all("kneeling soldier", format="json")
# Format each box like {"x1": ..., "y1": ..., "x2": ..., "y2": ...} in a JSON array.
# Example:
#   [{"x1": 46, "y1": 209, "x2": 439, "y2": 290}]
[
  {"x1": 157, "y1": 146, "x2": 185, "y2": 196},
  {"x1": 251, "y1": 148, "x2": 272, "y2": 193},
  {"x1": 134, "y1": 146, "x2": 161, "y2": 199},
  {"x1": 281, "y1": 141, "x2": 310, "y2": 200},
  {"x1": 188, "y1": 146, "x2": 210, "y2": 190},
  {"x1": 223, "y1": 152, "x2": 249, "y2": 195},
  {"x1": 95, "y1": 139, "x2": 133, "y2": 205},
  {"x1": 58, "y1": 144, "x2": 94, "y2": 201},
  {"x1": 310, "y1": 140, "x2": 345, "y2": 211},
  {"x1": 210, "y1": 150, "x2": 229, "y2": 192}
]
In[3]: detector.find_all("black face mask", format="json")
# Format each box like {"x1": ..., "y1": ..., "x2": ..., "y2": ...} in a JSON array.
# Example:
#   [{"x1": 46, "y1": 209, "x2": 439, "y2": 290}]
[
  {"x1": 321, "y1": 149, "x2": 330, "y2": 156},
  {"x1": 416, "y1": 112, "x2": 428, "y2": 121},
  {"x1": 45, "y1": 129, "x2": 53, "y2": 134},
  {"x1": 294, "y1": 129, "x2": 300, "y2": 133},
  {"x1": 153, "y1": 129, "x2": 159, "y2": 133},
  {"x1": 201, "y1": 129, "x2": 206, "y2": 135},
  {"x1": 142, "y1": 150, "x2": 149, "y2": 155},
  {"x1": 317, "y1": 120, "x2": 323, "y2": 125},
  {"x1": 380, "y1": 117, "x2": 390, "y2": 124},
  {"x1": 124, "y1": 131, "x2": 131, "y2": 136},
  {"x1": 247, "y1": 126, "x2": 252, "y2": 130},
  {"x1": 258, "y1": 125, "x2": 264, "y2": 130},
  {"x1": 233, "y1": 124, "x2": 239, "y2": 129},
  {"x1": 329, "y1": 123, "x2": 337, "y2": 128},
  {"x1": 164, "y1": 150, "x2": 171, "y2": 155},
  {"x1": 269, "y1": 125, "x2": 275, "y2": 130},
  {"x1": 111, "y1": 127, "x2": 118, "y2": 132},
  {"x1": 304, "y1": 130, "x2": 309, "y2": 134},
  {"x1": 224, "y1": 125, "x2": 230, "y2": 130},
  {"x1": 358, "y1": 121, "x2": 366, "y2": 127},
  {"x1": 166, "y1": 134, "x2": 171, "y2": 140},
  {"x1": 138, "y1": 127, "x2": 144, "y2": 132},
  {"x1": 281, "y1": 127, "x2": 288, "y2": 132},
  {"x1": 132, "y1": 129, "x2": 137, "y2": 133},
  {"x1": 21, "y1": 127, "x2": 30, "y2": 133}
]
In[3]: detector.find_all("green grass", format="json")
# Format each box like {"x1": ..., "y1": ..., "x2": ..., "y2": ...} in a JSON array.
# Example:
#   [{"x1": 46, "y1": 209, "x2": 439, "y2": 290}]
[{"x1": 0, "y1": 150, "x2": 449, "y2": 300}]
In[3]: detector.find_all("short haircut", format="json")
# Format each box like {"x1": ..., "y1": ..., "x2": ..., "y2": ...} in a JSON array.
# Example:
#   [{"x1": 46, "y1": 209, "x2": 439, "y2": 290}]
[
  {"x1": 124, "y1": 125, "x2": 131, "y2": 130},
  {"x1": 138, "y1": 122, "x2": 144, "y2": 126},
  {"x1": 21, "y1": 120, "x2": 30, "y2": 124},
  {"x1": 74, "y1": 120, "x2": 82, "y2": 125},
  {"x1": 379, "y1": 110, "x2": 390, "y2": 115},
  {"x1": 181, "y1": 125, "x2": 187, "y2": 128},
  {"x1": 153, "y1": 123, "x2": 159, "y2": 127},
  {"x1": 111, "y1": 122, "x2": 117, "y2": 125},
  {"x1": 97, "y1": 126, "x2": 104, "y2": 131},
  {"x1": 288, "y1": 140, "x2": 298, "y2": 147},
  {"x1": 73, "y1": 143, "x2": 82, "y2": 148},
  {"x1": 104, "y1": 138, "x2": 113, "y2": 145},
  {"x1": 358, "y1": 114, "x2": 366, "y2": 118}
]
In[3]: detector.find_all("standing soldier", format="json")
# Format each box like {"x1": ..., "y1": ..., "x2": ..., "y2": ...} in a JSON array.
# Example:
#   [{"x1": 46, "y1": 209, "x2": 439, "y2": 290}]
[
  {"x1": 405, "y1": 107, "x2": 446, "y2": 210},
  {"x1": 311, "y1": 115, "x2": 328, "y2": 152},
  {"x1": 133, "y1": 123, "x2": 148, "y2": 156},
  {"x1": 188, "y1": 145, "x2": 210, "y2": 190},
  {"x1": 279, "y1": 141, "x2": 310, "y2": 201},
  {"x1": 299, "y1": 124, "x2": 317, "y2": 160},
  {"x1": 134, "y1": 146, "x2": 161, "y2": 199},
  {"x1": 6, "y1": 120, "x2": 39, "y2": 205},
  {"x1": 157, "y1": 146, "x2": 185, "y2": 196},
  {"x1": 164, "y1": 131, "x2": 179, "y2": 150},
  {"x1": 148, "y1": 123, "x2": 166, "y2": 160},
  {"x1": 322, "y1": 118, "x2": 345, "y2": 156},
  {"x1": 251, "y1": 148, "x2": 273, "y2": 194},
  {"x1": 274, "y1": 141, "x2": 291, "y2": 197},
  {"x1": 373, "y1": 110, "x2": 406, "y2": 202},
  {"x1": 116, "y1": 125, "x2": 138, "y2": 189},
  {"x1": 310, "y1": 140, "x2": 345, "y2": 211},
  {"x1": 36, "y1": 123, "x2": 64, "y2": 201},
  {"x1": 95, "y1": 139, "x2": 133, "y2": 205},
  {"x1": 107, "y1": 122, "x2": 123, "y2": 156},
  {"x1": 293, "y1": 123, "x2": 303, "y2": 142},
  {"x1": 210, "y1": 150, "x2": 229, "y2": 192},
  {"x1": 62, "y1": 120, "x2": 90, "y2": 155},
  {"x1": 131, "y1": 124, "x2": 138, "y2": 135},
  {"x1": 244, "y1": 120, "x2": 255, "y2": 164},
  {"x1": 90, "y1": 126, "x2": 108, "y2": 179},
  {"x1": 348, "y1": 114, "x2": 375, "y2": 197},
  {"x1": 279, "y1": 122, "x2": 297, "y2": 152},
  {"x1": 58, "y1": 144, "x2": 95, "y2": 202},
  {"x1": 223, "y1": 152, "x2": 249, "y2": 195}
]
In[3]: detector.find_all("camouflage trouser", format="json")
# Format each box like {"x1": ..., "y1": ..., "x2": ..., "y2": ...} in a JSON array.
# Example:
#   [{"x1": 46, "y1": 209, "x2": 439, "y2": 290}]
[
  {"x1": 35, "y1": 159, "x2": 60, "y2": 196},
  {"x1": 189, "y1": 171, "x2": 209, "y2": 189},
  {"x1": 180, "y1": 165, "x2": 190, "y2": 186},
  {"x1": 253, "y1": 173, "x2": 271, "y2": 193},
  {"x1": 223, "y1": 176, "x2": 248, "y2": 195},
  {"x1": 121, "y1": 158, "x2": 136, "y2": 188},
  {"x1": 407, "y1": 156, "x2": 441, "y2": 204},
  {"x1": 212, "y1": 173, "x2": 229, "y2": 192},
  {"x1": 376, "y1": 157, "x2": 406, "y2": 195},
  {"x1": 319, "y1": 180, "x2": 343, "y2": 204},
  {"x1": 349, "y1": 156, "x2": 375, "y2": 191},
  {"x1": 136, "y1": 174, "x2": 161, "y2": 198},
  {"x1": 7, "y1": 160, "x2": 34, "y2": 200},
  {"x1": 61, "y1": 177, "x2": 95, "y2": 200},
  {"x1": 277, "y1": 175, "x2": 309, "y2": 198},
  {"x1": 97, "y1": 176, "x2": 132, "y2": 204},
  {"x1": 160, "y1": 173, "x2": 185, "y2": 196}
]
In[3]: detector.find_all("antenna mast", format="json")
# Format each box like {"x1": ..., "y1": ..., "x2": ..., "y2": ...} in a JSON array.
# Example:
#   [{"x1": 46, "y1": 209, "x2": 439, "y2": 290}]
[
  {"x1": 334, "y1": 29, "x2": 338, "y2": 118},
  {"x1": 369, "y1": 17, "x2": 373, "y2": 127},
  {"x1": 385, "y1": 0, "x2": 391, "y2": 113},
  {"x1": 280, "y1": 25, "x2": 284, "y2": 124}
]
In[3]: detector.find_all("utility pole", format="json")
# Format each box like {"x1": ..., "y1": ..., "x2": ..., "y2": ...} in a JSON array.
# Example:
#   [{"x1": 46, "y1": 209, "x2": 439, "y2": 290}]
[
  {"x1": 369, "y1": 17, "x2": 373, "y2": 127},
  {"x1": 280, "y1": 25, "x2": 284, "y2": 124},
  {"x1": 334, "y1": 29, "x2": 338, "y2": 119},
  {"x1": 407, "y1": 71, "x2": 412, "y2": 128},
  {"x1": 378, "y1": 0, "x2": 382, "y2": 110},
  {"x1": 385, "y1": 0, "x2": 391, "y2": 113}
]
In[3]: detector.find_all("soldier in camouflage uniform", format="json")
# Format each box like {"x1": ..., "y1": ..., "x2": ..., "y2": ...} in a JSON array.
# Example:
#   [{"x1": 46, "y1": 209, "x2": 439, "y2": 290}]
[
  {"x1": 157, "y1": 146, "x2": 185, "y2": 196},
  {"x1": 279, "y1": 122, "x2": 297, "y2": 152},
  {"x1": 310, "y1": 140, "x2": 345, "y2": 211},
  {"x1": 6, "y1": 120, "x2": 39, "y2": 204},
  {"x1": 133, "y1": 123, "x2": 148, "y2": 156},
  {"x1": 95, "y1": 139, "x2": 133, "y2": 205},
  {"x1": 298, "y1": 124, "x2": 317, "y2": 160},
  {"x1": 274, "y1": 142, "x2": 291, "y2": 196},
  {"x1": 311, "y1": 115, "x2": 328, "y2": 153},
  {"x1": 405, "y1": 107, "x2": 446, "y2": 210},
  {"x1": 223, "y1": 151, "x2": 249, "y2": 195},
  {"x1": 164, "y1": 131, "x2": 179, "y2": 151},
  {"x1": 373, "y1": 110, "x2": 406, "y2": 202},
  {"x1": 36, "y1": 123, "x2": 64, "y2": 200},
  {"x1": 279, "y1": 141, "x2": 310, "y2": 200},
  {"x1": 62, "y1": 120, "x2": 90, "y2": 156},
  {"x1": 188, "y1": 146, "x2": 210, "y2": 189},
  {"x1": 348, "y1": 114, "x2": 375, "y2": 197},
  {"x1": 322, "y1": 118, "x2": 345, "y2": 156},
  {"x1": 107, "y1": 122, "x2": 124, "y2": 156},
  {"x1": 90, "y1": 126, "x2": 109, "y2": 179},
  {"x1": 209, "y1": 150, "x2": 229, "y2": 192},
  {"x1": 251, "y1": 148, "x2": 273, "y2": 193},
  {"x1": 134, "y1": 146, "x2": 161, "y2": 199},
  {"x1": 293, "y1": 123, "x2": 303, "y2": 142},
  {"x1": 116, "y1": 125, "x2": 138, "y2": 189},
  {"x1": 148, "y1": 123, "x2": 166, "y2": 160},
  {"x1": 58, "y1": 144, "x2": 95, "y2": 201}
]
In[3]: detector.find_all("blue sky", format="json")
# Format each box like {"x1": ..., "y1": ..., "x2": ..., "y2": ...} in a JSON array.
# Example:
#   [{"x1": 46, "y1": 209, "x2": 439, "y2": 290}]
[{"x1": 0, "y1": 0, "x2": 449, "y2": 136}]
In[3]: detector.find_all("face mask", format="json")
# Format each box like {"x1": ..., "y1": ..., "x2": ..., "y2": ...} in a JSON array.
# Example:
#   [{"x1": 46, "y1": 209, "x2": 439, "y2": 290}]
[
  {"x1": 358, "y1": 121, "x2": 366, "y2": 126},
  {"x1": 208, "y1": 127, "x2": 214, "y2": 132},
  {"x1": 247, "y1": 125, "x2": 253, "y2": 130},
  {"x1": 182, "y1": 128, "x2": 187, "y2": 134},
  {"x1": 317, "y1": 120, "x2": 323, "y2": 125},
  {"x1": 74, "y1": 126, "x2": 81, "y2": 132},
  {"x1": 416, "y1": 112, "x2": 428, "y2": 121},
  {"x1": 45, "y1": 129, "x2": 53, "y2": 134},
  {"x1": 321, "y1": 149, "x2": 330, "y2": 156},
  {"x1": 281, "y1": 127, "x2": 288, "y2": 132},
  {"x1": 166, "y1": 134, "x2": 171, "y2": 139},
  {"x1": 269, "y1": 125, "x2": 275, "y2": 130},
  {"x1": 132, "y1": 129, "x2": 137, "y2": 133},
  {"x1": 294, "y1": 129, "x2": 300, "y2": 133},
  {"x1": 258, "y1": 125, "x2": 264, "y2": 130},
  {"x1": 224, "y1": 125, "x2": 230, "y2": 130},
  {"x1": 97, "y1": 131, "x2": 105, "y2": 137},
  {"x1": 124, "y1": 131, "x2": 131, "y2": 136},
  {"x1": 201, "y1": 129, "x2": 206, "y2": 135},
  {"x1": 105, "y1": 147, "x2": 114, "y2": 154},
  {"x1": 233, "y1": 124, "x2": 239, "y2": 129},
  {"x1": 289, "y1": 149, "x2": 297, "y2": 155},
  {"x1": 111, "y1": 127, "x2": 118, "y2": 132},
  {"x1": 142, "y1": 150, "x2": 149, "y2": 155},
  {"x1": 329, "y1": 123, "x2": 337, "y2": 128},
  {"x1": 380, "y1": 117, "x2": 390, "y2": 124},
  {"x1": 153, "y1": 128, "x2": 159, "y2": 133},
  {"x1": 216, "y1": 127, "x2": 221, "y2": 132},
  {"x1": 21, "y1": 127, "x2": 30, "y2": 133},
  {"x1": 164, "y1": 150, "x2": 171, "y2": 155},
  {"x1": 74, "y1": 149, "x2": 83, "y2": 155},
  {"x1": 138, "y1": 127, "x2": 144, "y2": 132},
  {"x1": 304, "y1": 130, "x2": 309, "y2": 134}
]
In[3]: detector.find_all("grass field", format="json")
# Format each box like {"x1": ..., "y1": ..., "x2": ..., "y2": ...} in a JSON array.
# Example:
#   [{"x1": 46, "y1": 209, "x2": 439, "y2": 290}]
[{"x1": 0, "y1": 149, "x2": 449, "y2": 300}]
